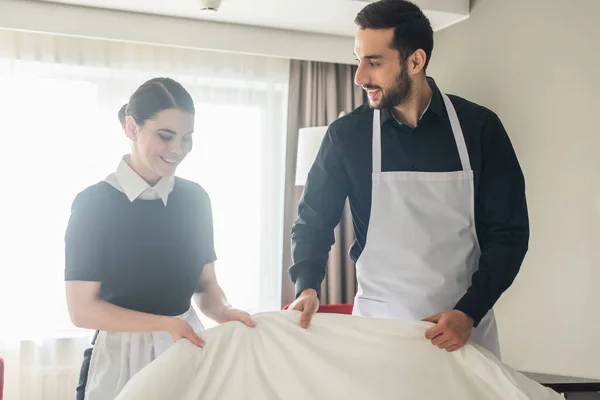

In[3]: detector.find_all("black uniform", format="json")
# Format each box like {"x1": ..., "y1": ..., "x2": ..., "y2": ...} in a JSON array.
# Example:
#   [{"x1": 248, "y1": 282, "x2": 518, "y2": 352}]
[{"x1": 65, "y1": 177, "x2": 217, "y2": 399}]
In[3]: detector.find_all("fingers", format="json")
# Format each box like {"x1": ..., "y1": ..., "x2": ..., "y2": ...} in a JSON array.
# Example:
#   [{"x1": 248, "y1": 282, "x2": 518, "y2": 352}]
[
  {"x1": 429, "y1": 330, "x2": 457, "y2": 350},
  {"x1": 427, "y1": 332, "x2": 466, "y2": 351},
  {"x1": 289, "y1": 300, "x2": 303, "y2": 311},
  {"x1": 288, "y1": 291, "x2": 319, "y2": 328},
  {"x1": 221, "y1": 308, "x2": 257, "y2": 327},
  {"x1": 241, "y1": 314, "x2": 256, "y2": 328},
  {"x1": 422, "y1": 313, "x2": 442, "y2": 324},
  {"x1": 299, "y1": 308, "x2": 314, "y2": 329},
  {"x1": 189, "y1": 331, "x2": 205, "y2": 348},
  {"x1": 423, "y1": 311, "x2": 472, "y2": 352},
  {"x1": 431, "y1": 333, "x2": 450, "y2": 347},
  {"x1": 428, "y1": 330, "x2": 467, "y2": 350},
  {"x1": 446, "y1": 344, "x2": 462, "y2": 352},
  {"x1": 424, "y1": 323, "x2": 444, "y2": 340}
]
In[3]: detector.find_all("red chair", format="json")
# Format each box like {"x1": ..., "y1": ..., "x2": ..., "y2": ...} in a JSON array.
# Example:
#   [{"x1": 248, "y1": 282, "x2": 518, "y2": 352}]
[
  {"x1": 0, "y1": 356, "x2": 4, "y2": 400},
  {"x1": 283, "y1": 303, "x2": 353, "y2": 315}
]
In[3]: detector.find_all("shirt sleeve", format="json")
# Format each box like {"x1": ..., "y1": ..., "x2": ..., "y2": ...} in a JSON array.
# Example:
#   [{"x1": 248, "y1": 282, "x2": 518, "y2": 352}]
[
  {"x1": 289, "y1": 126, "x2": 350, "y2": 299},
  {"x1": 64, "y1": 191, "x2": 106, "y2": 282},
  {"x1": 454, "y1": 111, "x2": 530, "y2": 326},
  {"x1": 195, "y1": 186, "x2": 217, "y2": 266}
]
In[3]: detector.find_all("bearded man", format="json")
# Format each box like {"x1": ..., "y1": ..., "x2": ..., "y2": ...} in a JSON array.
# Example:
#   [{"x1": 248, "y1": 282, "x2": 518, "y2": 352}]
[{"x1": 287, "y1": 0, "x2": 529, "y2": 360}]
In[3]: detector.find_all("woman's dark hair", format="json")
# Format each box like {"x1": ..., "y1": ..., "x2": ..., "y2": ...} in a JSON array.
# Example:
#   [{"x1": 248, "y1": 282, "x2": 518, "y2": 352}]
[
  {"x1": 120, "y1": 77, "x2": 195, "y2": 127},
  {"x1": 117, "y1": 104, "x2": 127, "y2": 129},
  {"x1": 355, "y1": 0, "x2": 434, "y2": 70}
]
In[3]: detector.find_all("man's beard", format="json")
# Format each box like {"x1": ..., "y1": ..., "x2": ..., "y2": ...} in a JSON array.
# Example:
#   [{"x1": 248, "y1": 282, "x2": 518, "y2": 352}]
[{"x1": 365, "y1": 62, "x2": 412, "y2": 110}]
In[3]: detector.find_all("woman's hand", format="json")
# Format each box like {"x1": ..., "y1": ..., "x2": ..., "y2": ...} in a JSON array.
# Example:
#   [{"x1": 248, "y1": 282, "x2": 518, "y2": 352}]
[
  {"x1": 166, "y1": 318, "x2": 205, "y2": 347},
  {"x1": 220, "y1": 307, "x2": 256, "y2": 327},
  {"x1": 194, "y1": 263, "x2": 256, "y2": 328}
]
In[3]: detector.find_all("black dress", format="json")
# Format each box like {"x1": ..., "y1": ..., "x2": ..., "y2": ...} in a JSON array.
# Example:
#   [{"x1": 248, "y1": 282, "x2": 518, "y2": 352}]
[{"x1": 64, "y1": 177, "x2": 217, "y2": 399}]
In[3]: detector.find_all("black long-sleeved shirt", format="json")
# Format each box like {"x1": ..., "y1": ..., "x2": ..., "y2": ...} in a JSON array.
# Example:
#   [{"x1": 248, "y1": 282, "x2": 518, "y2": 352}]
[{"x1": 289, "y1": 78, "x2": 529, "y2": 326}]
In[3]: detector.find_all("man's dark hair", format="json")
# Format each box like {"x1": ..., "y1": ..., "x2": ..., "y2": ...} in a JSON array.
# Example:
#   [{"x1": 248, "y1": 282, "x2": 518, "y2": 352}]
[{"x1": 355, "y1": 0, "x2": 434, "y2": 70}]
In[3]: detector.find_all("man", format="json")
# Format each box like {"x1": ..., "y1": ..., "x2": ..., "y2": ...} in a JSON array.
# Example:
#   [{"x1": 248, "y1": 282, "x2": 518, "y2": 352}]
[{"x1": 288, "y1": 0, "x2": 529, "y2": 359}]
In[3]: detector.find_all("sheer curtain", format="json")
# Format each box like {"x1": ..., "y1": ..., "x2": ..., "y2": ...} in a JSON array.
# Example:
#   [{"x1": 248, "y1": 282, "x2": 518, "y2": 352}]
[{"x1": 0, "y1": 28, "x2": 288, "y2": 399}]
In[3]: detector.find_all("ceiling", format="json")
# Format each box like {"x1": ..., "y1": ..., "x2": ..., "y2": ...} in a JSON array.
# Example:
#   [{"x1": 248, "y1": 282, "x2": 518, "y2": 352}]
[{"x1": 35, "y1": 0, "x2": 470, "y2": 37}]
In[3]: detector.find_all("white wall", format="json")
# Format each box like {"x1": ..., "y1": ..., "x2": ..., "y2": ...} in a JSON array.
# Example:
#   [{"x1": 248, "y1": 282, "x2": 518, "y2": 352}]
[
  {"x1": 429, "y1": 0, "x2": 600, "y2": 379},
  {"x1": 0, "y1": 0, "x2": 356, "y2": 64}
]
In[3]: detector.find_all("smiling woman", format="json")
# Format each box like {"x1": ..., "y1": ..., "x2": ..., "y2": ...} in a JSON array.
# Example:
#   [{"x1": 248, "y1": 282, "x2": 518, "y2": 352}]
[{"x1": 64, "y1": 77, "x2": 256, "y2": 400}]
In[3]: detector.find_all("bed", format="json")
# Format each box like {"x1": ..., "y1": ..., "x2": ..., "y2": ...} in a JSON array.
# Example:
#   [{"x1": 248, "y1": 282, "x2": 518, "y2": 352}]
[{"x1": 284, "y1": 303, "x2": 600, "y2": 398}]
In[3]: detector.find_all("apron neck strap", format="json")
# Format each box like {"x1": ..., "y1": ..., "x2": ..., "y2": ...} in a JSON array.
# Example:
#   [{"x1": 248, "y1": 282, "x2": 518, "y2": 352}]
[
  {"x1": 371, "y1": 93, "x2": 472, "y2": 173},
  {"x1": 372, "y1": 109, "x2": 382, "y2": 174},
  {"x1": 440, "y1": 92, "x2": 471, "y2": 171}
]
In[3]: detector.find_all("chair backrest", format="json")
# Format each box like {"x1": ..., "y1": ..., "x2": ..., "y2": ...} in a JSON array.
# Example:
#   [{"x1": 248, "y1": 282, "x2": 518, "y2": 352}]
[{"x1": 282, "y1": 304, "x2": 353, "y2": 315}]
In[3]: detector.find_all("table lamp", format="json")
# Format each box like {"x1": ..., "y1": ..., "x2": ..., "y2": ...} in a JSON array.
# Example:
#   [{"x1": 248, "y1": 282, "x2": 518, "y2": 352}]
[{"x1": 295, "y1": 126, "x2": 328, "y2": 186}]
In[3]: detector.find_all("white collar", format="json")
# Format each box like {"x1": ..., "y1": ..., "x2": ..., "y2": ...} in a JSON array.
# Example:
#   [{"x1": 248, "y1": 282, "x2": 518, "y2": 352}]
[{"x1": 115, "y1": 155, "x2": 174, "y2": 206}]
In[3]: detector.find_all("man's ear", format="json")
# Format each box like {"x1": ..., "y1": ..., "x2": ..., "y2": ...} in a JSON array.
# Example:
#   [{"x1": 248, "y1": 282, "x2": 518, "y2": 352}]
[{"x1": 408, "y1": 49, "x2": 427, "y2": 75}]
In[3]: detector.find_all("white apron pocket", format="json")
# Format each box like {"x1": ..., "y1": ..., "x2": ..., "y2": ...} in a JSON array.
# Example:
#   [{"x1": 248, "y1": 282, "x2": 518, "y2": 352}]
[{"x1": 352, "y1": 296, "x2": 389, "y2": 318}]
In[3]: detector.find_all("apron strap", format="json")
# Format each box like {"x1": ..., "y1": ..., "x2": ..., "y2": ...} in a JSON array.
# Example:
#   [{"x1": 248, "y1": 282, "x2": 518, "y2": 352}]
[
  {"x1": 372, "y1": 93, "x2": 472, "y2": 174},
  {"x1": 440, "y1": 92, "x2": 471, "y2": 172},
  {"x1": 372, "y1": 109, "x2": 382, "y2": 175}
]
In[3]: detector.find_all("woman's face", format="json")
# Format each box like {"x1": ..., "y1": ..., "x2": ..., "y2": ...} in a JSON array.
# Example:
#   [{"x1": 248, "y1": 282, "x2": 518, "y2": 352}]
[{"x1": 126, "y1": 108, "x2": 194, "y2": 183}]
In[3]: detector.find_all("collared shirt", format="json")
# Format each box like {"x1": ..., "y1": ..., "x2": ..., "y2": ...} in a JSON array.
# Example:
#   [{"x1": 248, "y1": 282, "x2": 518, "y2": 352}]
[
  {"x1": 289, "y1": 77, "x2": 530, "y2": 325},
  {"x1": 65, "y1": 165, "x2": 217, "y2": 316},
  {"x1": 105, "y1": 155, "x2": 174, "y2": 205},
  {"x1": 389, "y1": 94, "x2": 432, "y2": 126}
]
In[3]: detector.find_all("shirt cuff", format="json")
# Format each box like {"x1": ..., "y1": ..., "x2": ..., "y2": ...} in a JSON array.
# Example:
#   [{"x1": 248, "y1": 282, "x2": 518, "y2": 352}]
[
  {"x1": 453, "y1": 291, "x2": 490, "y2": 327},
  {"x1": 294, "y1": 275, "x2": 322, "y2": 300}
]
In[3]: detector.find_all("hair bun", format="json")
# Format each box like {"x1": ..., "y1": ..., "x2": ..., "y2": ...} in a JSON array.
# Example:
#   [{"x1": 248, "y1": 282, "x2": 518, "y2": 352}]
[{"x1": 118, "y1": 103, "x2": 128, "y2": 128}]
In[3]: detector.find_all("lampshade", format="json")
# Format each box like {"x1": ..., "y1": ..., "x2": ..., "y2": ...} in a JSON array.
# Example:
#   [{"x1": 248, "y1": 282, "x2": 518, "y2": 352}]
[{"x1": 295, "y1": 126, "x2": 328, "y2": 186}]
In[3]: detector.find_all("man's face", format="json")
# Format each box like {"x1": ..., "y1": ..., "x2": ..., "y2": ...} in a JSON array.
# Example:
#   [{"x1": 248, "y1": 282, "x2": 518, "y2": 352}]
[{"x1": 354, "y1": 27, "x2": 413, "y2": 109}]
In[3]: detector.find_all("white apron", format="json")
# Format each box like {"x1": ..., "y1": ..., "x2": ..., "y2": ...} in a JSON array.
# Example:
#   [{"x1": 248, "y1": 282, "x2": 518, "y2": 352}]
[
  {"x1": 84, "y1": 307, "x2": 204, "y2": 400},
  {"x1": 352, "y1": 92, "x2": 501, "y2": 359}
]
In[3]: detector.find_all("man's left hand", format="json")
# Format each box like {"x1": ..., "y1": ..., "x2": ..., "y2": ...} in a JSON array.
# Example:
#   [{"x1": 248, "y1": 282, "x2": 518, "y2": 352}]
[{"x1": 422, "y1": 310, "x2": 474, "y2": 352}]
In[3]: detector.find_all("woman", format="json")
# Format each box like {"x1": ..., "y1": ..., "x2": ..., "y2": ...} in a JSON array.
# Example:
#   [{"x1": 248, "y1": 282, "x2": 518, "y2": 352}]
[{"x1": 65, "y1": 77, "x2": 255, "y2": 400}]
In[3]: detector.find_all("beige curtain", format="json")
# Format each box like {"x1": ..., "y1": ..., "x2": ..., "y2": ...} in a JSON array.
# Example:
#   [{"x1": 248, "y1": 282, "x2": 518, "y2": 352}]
[{"x1": 281, "y1": 59, "x2": 365, "y2": 307}]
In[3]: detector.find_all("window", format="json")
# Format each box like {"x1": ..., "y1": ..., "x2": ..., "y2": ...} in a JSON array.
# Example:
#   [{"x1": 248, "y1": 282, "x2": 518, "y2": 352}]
[{"x1": 0, "y1": 36, "x2": 289, "y2": 340}]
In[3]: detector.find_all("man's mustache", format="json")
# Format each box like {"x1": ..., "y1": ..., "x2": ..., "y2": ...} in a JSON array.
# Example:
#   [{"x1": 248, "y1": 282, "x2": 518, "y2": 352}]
[{"x1": 363, "y1": 85, "x2": 381, "y2": 91}]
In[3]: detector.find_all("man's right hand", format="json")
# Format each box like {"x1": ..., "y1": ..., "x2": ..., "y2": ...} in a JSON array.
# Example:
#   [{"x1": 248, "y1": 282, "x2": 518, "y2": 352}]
[{"x1": 288, "y1": 288, "x2": 320, "y2": 328}]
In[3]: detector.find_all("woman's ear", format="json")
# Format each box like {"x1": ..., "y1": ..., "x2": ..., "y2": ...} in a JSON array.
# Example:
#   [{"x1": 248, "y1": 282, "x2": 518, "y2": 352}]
[{"x1": 124, "y1": 116, "x2": 138, "y2": 141}]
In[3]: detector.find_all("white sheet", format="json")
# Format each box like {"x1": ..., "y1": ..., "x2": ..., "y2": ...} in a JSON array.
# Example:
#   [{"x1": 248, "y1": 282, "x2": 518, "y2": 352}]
[{"x1": 115, "y1": 311, "x2": 562, "y2": 400}]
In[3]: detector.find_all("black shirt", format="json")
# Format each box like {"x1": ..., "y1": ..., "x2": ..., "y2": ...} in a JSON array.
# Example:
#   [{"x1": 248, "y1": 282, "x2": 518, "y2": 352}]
[
  {"x1": 65, "y1": 177, "x2": 217, "y2": 316},
  {"x1": 289, "y1": 78, "x2": 529, "y2": 326}
]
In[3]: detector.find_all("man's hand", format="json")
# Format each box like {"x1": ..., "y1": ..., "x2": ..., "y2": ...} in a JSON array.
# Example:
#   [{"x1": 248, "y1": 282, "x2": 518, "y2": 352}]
[
  {"x1": 422, "y1": 310, "x2": 474, "y2": 352},
  {"x1": 288, "y1": 289, "x2": 320, "y2": 328}
]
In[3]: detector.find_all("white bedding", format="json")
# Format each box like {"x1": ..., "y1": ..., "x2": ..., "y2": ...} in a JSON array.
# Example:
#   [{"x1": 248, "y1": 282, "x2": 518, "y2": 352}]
[{"x1": 115, "y1": 311, "x2": 562, "y2": 400}]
